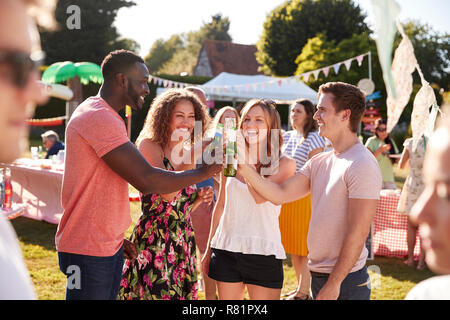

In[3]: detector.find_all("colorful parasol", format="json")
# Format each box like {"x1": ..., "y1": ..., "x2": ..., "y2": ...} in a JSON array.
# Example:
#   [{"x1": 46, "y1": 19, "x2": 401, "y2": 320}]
[{"x1": 41, "y1": 61, "x2": 103, "y2": 85}]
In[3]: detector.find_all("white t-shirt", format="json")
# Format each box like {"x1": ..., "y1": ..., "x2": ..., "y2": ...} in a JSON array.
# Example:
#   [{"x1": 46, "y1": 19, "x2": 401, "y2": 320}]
[
  {"x1": 299, "y1": 142, "x2": 382, "y2": 273},
  {"x1": 405, "y1": 276, "x2": 450, "y2": 300},
  {"x1": 211, "y1": 178, "x2": 286, "y2": 259},
  {"x1": 0, "y1": 215, "x2": 36, "y2": 299}
]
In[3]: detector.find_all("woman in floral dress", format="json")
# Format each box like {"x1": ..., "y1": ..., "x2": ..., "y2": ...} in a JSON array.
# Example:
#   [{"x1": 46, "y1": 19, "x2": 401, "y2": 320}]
[{"x1": 119, "y1": 89, "x2": 213, "y2": 300}]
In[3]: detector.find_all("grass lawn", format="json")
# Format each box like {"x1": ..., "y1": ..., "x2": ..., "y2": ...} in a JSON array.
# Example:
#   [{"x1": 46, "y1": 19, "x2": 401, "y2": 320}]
[{"x1": 10, "y1": 164, "x2": 435, "y2": 300}]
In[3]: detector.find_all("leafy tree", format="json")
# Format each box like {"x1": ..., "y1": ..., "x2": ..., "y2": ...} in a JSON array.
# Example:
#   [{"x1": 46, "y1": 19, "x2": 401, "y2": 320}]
[
  {"x1": 197, "y1": 13, "x2": 232, "y2": 42},
  {"x1": 295, "y1": 25, "x2": 446, "y2": 124},
  {"x1": 256, "y1": 0, "x2": 369, "y2": 76},
  {"x1": 295, "y1": 32, "x2": 382, "y2": 93},
  {"x1": 39, "y1": 0, "x2": 137, "y2": 65},
  {"x1": 146, "y1": 13, "x2": 233, "y2": 75},
  {"x1": 144, "y1": 35, "x2": 183, "y2": 73}
]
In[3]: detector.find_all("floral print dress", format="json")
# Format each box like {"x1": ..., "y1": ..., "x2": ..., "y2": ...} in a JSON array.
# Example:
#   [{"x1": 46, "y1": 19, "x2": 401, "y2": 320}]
[{"x1": 119, "y1": 157, "x2": 199, "y2": 300}]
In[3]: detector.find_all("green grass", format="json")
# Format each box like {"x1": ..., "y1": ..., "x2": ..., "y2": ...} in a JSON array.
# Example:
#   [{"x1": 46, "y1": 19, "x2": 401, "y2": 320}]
[{"x1": 10, "y1": 164, "x2": 435, "y2": 300}]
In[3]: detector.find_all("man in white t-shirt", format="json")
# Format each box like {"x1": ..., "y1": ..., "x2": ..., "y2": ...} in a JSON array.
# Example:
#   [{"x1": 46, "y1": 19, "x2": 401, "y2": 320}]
[
  {"x1": 239, "y1": 82, "x2": 382, "y2": 300},
  {"x1": 0, "y1": 0, "x2": 56, "y2": 299}
]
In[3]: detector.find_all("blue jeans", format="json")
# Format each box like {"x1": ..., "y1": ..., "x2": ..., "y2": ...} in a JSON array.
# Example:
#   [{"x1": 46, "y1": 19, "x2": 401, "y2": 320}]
[
  {"x1": 58, "y1": 245, "x2": 124, "y2": 300},
  {"x1": 311, "y1": 266, "x2": 371, "y2": 300}
]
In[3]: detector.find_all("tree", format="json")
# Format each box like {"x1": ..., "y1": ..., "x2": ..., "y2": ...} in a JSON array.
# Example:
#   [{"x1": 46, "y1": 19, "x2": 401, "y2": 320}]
[
  {"x1": 295, "y1": 32, "x2": 382, "y2": 93},
  {"x1": 256, "y1": 0, "x2": 369, "y2": 76},
  {"x1": 39, "y1": 0, "x2": 137, "y2": 65},
  {"x1": 144, "y1": 35, "x2": 183, "y2": 73},
  {"x1": 146, "y1": 13, "x2": 233, "y2": 75},
  {"x1": 197, "y1": 14, "x2": 232, "y2": 42}
]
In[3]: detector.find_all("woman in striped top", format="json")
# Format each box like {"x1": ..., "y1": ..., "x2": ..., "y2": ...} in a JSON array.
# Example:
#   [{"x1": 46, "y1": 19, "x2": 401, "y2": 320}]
[{"x1": 280, "y1": 99, "x2": 325, "y2": 300}]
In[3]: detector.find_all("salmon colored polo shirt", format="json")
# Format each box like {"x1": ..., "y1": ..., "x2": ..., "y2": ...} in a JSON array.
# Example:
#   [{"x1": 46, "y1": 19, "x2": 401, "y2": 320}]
[{"x1": 55, "y1": 96, "x2": 131, "y2": 257}]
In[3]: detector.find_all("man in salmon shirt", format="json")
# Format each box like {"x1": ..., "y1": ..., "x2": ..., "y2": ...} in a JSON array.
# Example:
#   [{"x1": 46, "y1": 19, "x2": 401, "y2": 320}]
[
  {"x1": 55, "y1": 49, "x2": 221, "y2": 300},
  {"x1": 239, "y1": 82, "x2": 382, "y2": 300}
]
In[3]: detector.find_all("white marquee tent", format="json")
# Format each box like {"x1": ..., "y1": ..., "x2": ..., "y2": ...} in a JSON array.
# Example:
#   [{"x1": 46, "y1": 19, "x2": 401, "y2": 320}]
[
  {"x1": 156, "y1": 72, "x2": 318, "y2": 105},
  {"x1": 200, "y1": 72, "x2": 318, "y2": 104}
]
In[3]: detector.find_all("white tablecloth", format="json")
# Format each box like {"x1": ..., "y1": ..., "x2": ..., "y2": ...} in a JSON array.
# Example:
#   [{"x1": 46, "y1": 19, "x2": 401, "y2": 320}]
[{"x1": 1, "y1": 159, "x2": 64, "y2": 224}]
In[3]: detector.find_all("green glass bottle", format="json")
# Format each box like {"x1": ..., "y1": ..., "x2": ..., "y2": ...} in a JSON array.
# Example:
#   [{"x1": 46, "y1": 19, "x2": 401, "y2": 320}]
[
  {"x1": 224, "y1": 118, "x2": 237, "y2": 177},
  {"x1": 209, "y1": 123, "x2": 223, "y2": 152}
]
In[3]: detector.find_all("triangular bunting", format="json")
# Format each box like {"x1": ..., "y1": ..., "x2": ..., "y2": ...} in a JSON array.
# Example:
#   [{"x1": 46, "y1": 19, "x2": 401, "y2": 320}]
[
  {"x1": 313, "y1": 70, "x2": 320, "y2": 80},
  {"x1": 303, "y1": 72, "x2": 310, "y2": 82},
  {"x1": 344, "y1": 59, "x2": 352, "y2": 71},
  {"x1": 356, "y1": 55, "x2": 365, "y2": 66},
  {"x1": 333, "y1": 63, "x2": 341, "y2": 75}
]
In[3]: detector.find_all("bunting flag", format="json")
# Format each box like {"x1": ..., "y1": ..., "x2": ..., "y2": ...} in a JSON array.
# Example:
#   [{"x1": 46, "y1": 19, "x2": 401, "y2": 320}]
[
  {"x1": 411, "y1": 80, "x2": 435, "y2": 150},
  {"x1": 369, "y1": 0, "x2": 400, "y2": 99},
  {"x1": 313, "y1": 69, "x2": 321, "y2": 80},
  {"x1": 333, "y1": 63, "x2": 341, "y2": 75},
  {"x1": 344, "y1": 59, "x2": 353, "y2": 71},
  {"x1": 148, "y1": 51, "x2": 369, "y2": 96},
  {"x1": 386, "y1": 36, "x2": 417, "y2": 133},
  {"x1": 356, "y1": 55, "x2": 365, "y2": 67}
]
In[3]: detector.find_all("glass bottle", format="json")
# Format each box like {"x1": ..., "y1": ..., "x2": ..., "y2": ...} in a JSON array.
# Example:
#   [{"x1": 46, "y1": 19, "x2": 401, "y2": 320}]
[
  {"x1": 224, "y1": 118, "x2": 237, "y2": 177},
  {"x1": 0, "y1": 169, "x2": 4, "y2": 208},
  {"x1": 3, "y1": 168, "x2": 12, "y2": 209}
]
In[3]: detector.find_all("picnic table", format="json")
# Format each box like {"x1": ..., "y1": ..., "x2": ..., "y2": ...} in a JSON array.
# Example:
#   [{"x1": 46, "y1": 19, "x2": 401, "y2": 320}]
[
  {"x1": 1, "y1": 158, "x2": 141, "y2": 225},
  {"x1": 372, "y1": 189, "x2": 421, "y2": 259},
  {"x1": 1, "y1": 159, "x2": 64, "y2": 224}
]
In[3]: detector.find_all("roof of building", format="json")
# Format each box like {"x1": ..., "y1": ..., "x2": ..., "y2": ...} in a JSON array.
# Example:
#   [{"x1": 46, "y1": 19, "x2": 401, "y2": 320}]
[{"x1": 198, "y1": 40, "x2": 263, "y2": 76}]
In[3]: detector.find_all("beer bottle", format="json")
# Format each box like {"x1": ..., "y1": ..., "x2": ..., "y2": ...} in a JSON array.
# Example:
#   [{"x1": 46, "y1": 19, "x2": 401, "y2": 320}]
[
  {"x1": 3, "y1": 168, "x2": 12, "y2": 210},
  {"x1": 209, "y1": 123, "x2": 224, "y2": 152},
  {"x1": 224, "y1": 118, "x2": 237, "y2": 177},
  {"x1": 0, "y1": 169, "x2": 4, "y2": 208}
]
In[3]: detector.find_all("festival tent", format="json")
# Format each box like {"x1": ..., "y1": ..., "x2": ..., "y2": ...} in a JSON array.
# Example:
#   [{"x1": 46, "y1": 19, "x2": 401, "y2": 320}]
[
  {"x1": 156, "y1": 72, "x2": 318, "y2": 105},
  {"x1": 200, "y1": 72, "x2": 318, "y2": 104}
]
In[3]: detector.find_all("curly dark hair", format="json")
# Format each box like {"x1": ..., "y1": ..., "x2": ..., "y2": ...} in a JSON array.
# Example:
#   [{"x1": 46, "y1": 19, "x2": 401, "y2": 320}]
[{"x1": 136, "y1": 89, "x2": 211, "y2": 148}]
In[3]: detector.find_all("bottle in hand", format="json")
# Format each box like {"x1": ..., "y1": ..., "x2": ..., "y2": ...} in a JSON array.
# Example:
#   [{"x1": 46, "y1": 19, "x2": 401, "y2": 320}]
[
  {"x1": 3, "y1": 168, "x2": 12, "y2": 210},
  {"x1": 224, "y1": 118, "x2": 237, "y2": 177}
]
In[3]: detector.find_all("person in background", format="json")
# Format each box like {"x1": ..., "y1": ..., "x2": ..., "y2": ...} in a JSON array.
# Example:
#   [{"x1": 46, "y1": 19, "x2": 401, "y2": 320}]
[
  {"x1": 185, "y1": 86, "x2": 218, "y2": 300},
  {"x1": 397, "y1": 134, "x2": 426, "y2": 270},
  {"x1": 365, "y1": 118, "x2": 399, "y2": 190},
  {"x1": 55, "y1": 51, "x2": 221, "y2": 300},
  {"x1": 119, "y1": 89, "x2": 214, "y2": 300},
  {"x1": 405, "y1": 105, "x2": 450, "y2": 299},
  {"x1": 238, "y1": 82, "x2": 382, "y2": 300},
  {"x1": 0, "y1": 0, "x2": 55, "y2": 299},
  {"x1": 41, "y1": 130, "x2": 64, "y2": 159},
  {"x1": 280, "y1": 99, "x2": 324, "y2": 300},
  {"x1": 203, "y1": 99, "x2": 296, "y2": 300}
]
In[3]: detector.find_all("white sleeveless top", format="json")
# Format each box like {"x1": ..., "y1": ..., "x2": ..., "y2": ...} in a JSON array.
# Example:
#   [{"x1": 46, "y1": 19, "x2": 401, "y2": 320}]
[{"x1": 211, "y1": 177, "x2": 286, "y2": 259}]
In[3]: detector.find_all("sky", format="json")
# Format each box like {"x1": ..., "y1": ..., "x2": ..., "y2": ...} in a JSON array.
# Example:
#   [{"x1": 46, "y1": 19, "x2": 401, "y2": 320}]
[{"x1": 114, "y1": 0, "x2": 450, "y2": 56}]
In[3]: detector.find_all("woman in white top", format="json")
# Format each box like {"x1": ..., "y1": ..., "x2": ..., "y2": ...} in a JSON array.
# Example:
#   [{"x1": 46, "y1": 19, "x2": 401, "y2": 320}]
[{"x1": 202, "y1": 99, "x2": 296, "y2": 300}]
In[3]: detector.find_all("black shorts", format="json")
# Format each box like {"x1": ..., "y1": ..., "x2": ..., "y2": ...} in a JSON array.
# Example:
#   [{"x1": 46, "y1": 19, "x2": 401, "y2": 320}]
[{"x1": 208, "y1": 248, "x2": 284, "y2": 289}]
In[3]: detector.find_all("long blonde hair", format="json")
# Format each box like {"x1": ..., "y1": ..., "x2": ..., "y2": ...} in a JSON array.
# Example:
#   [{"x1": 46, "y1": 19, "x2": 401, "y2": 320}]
[
  {"x1": 210, "y1": 106, "x2": 240, "y2": 131},
  {"x1": 239, "y1": 99, "x2": 283, "y2": 174}
]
